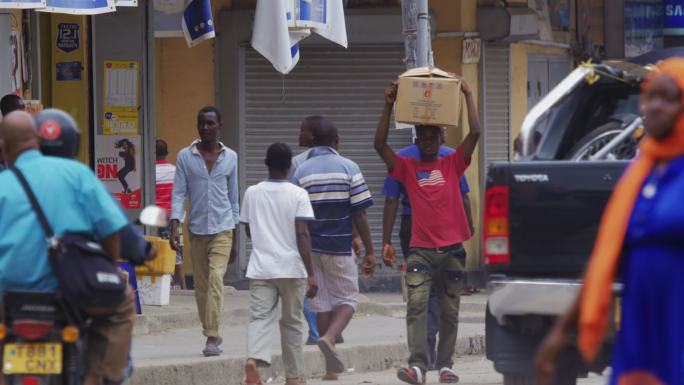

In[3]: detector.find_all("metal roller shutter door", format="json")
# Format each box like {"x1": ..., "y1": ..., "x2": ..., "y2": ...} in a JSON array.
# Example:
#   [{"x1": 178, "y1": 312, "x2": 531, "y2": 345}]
[
  {"x1": 483, "y1": 44, "x2": 511, "y2": 164},
  {"x1": 241, "y1": 44, "x2": 412, "y2": 276}
]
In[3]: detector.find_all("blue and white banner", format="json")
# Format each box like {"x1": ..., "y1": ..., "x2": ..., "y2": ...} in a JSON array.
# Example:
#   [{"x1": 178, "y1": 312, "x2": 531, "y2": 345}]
[
  {"x1": 39, "y1": 0, "x2": 115, "y2": 14},
  {"x1": 311, "y1": 0, "x2": 347, "y2": 48},
  {"x1": 252, "y1": 0, "x2": 308, "y2": 74},
  {"x1": 665, "y1": 0, "x2": 684, "y2": 36},
  {"x1": 252, "y1": 0, "x2": 347, "y2": 74},
  {"x1": 181, "y1": 0, "x2": 215, "y2": 47},
  {"x1": 0, "y1": 0, "x2": 45, "y2": 9}
]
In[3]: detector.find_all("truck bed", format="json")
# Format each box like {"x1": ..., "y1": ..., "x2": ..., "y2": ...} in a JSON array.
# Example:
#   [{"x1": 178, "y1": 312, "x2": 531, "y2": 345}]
[{"x1": 486, "y1": 160, "x2": 628, "y2": 277}]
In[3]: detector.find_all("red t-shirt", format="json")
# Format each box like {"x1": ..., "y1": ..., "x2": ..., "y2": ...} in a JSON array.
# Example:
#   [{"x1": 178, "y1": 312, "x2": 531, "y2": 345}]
[{"x1": 389, "y1": 147, "x2": 472, "y2": 248}]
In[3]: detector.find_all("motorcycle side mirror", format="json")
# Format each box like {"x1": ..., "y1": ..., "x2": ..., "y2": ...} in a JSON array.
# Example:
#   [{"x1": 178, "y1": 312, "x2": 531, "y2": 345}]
[{"x1": 139, "y1": 205, "x2": 168, "y2": 228}]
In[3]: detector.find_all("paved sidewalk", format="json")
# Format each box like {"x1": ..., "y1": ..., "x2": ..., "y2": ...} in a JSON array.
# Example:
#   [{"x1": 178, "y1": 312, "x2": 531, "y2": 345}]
[
  {"x1": 134, "y1": 290, "x2": 487, "y2": 335},
  {"x1": 128, "y1": 290, "x2": 487, "y2": 385},
  {"x1": 303, "y1": 356, "x2": 608, "y2": 385}
]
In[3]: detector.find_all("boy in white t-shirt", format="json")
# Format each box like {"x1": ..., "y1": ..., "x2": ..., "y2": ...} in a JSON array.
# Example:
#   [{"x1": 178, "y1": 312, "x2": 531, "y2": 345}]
[{"x1": 240, "y1": 143, "x2": 317, "y2": 385}]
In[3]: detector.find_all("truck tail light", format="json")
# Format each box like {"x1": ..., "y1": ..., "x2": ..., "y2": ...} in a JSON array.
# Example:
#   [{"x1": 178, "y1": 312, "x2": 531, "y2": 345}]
[{"x1": 483, "y1": 186, "x2": 510, "y2": 264}]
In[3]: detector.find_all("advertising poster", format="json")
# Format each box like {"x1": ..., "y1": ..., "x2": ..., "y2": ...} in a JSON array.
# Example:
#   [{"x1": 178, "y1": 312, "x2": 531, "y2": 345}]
[
  {"x1": 95, "y1": 135, "x2": 142, "y2": 209},
  {"x1": 103, "y1": 61, "x2": 139, "y2": 135}
]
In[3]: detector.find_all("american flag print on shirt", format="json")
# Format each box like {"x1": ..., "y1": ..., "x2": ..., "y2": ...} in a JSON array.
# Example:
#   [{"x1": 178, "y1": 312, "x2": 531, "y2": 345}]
[{"x1": 417, "y1": 170, "x2": 446, "y2": 187}]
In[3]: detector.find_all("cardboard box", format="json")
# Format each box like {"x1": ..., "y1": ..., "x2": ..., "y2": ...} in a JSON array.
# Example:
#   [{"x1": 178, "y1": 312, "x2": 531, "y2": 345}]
[{"x1": 395, "y1": 66, "x2": 462, "y2": 127}]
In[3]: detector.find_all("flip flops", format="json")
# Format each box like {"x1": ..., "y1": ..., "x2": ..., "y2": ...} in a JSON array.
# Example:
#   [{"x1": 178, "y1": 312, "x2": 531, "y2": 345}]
[
  {"x1": 316, "y1": 337, "x2": 345, "y2": 374},
  {"x1": 202, "y1": 336, "x2": 223, "y2": 357}
]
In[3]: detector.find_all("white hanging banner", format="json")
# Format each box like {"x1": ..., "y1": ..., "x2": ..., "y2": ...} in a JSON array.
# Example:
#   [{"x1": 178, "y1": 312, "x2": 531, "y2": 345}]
[{"x1": 252, "y1": 0, "x2": 348, "y2": 74}]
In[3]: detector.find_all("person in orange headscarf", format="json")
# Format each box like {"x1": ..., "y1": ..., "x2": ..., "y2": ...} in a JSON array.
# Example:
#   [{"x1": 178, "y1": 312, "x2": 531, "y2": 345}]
[{"x1": 535, "y1": 57, "x2": 684, "y2": 385}]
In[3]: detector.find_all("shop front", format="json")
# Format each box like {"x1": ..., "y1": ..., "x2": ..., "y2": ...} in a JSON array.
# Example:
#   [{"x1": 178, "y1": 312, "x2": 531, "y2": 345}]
[{"x1": 1, "y1": 0, "x2": 156, "y2": 221}]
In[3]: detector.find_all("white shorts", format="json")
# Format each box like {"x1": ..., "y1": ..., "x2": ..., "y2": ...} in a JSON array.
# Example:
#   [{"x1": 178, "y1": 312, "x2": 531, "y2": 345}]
[{"x1": 309, "y1": 252, "x2": 359, "y2": 313}]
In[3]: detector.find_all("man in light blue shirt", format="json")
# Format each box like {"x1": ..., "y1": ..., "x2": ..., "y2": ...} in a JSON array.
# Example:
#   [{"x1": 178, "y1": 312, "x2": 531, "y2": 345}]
[
  {"x1": 170, "y1": 106, "x2": 239, "y2": 356},
  {"x1": 0, "y1": 111, "x2": 132, "y2": 385}
]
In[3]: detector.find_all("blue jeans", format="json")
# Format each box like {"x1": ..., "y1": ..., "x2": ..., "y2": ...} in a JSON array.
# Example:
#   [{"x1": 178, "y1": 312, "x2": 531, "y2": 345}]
[{"x1": 303, "y1": 297, "x2": 319, "y2": 342}]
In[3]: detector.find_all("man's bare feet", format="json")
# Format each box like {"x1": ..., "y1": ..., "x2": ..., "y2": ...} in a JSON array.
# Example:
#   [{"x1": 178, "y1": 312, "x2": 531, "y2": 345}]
[
  {"x1": 317, "y1": 336, "x2": 344, "y2": 373},
  {"x1": 243, "y1": 359, "x2": 263, "y2": 385},
  {"x1": 322, "y1": 372, "x2": 338, "y2": 381}
]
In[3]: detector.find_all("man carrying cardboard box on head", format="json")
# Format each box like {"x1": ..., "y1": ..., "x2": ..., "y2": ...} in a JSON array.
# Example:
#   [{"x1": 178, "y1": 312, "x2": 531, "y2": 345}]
[{"x1": 374, "y1": 71, "x2": 481, "y2": 385}]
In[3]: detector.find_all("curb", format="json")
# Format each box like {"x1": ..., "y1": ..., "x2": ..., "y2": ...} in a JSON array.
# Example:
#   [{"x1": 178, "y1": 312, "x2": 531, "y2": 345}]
[
  {"x1": 133, "y1": 307, "x2": 250, "y2": 336},
  {"x1": 134, "y1": 294, "x2": 486, "y2": 336},
  {"x1": 129, "y1": 334, "x2": 486, "y2": 385}
]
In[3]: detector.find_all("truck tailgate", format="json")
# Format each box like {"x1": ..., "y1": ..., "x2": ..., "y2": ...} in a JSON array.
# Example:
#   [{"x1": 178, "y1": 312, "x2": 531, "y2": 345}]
[{"x1": 487, "y1": 161, "x2": 629, "y2": 276}]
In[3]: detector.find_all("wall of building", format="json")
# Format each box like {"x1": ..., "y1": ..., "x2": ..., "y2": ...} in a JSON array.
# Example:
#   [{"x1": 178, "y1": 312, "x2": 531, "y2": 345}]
[
  {"x1": 51, "y1": 14, "x2": 90, "y2": 164},
  {"x1": 509, "y1": 42, "x2": 570, "y2": 157},
  {"x1": 430, "y1": 0, "x2": 482, "y2": 271},
  {"x1": 155, "y1": 0, "x2": 485, "y2": 279},
  {"x1": 155, "y1": 0, "x2": 234, "y2": 159}
]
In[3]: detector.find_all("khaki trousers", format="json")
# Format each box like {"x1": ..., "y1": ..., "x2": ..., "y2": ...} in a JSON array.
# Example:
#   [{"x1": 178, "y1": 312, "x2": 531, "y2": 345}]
[
  {"x1": 247, "y1": 278, "x2": 307, "y2": 379},
  {"x1": 189, "y1": 230, "x2": 233, "y2": 337},
  {"x1": 82, "y1": 285, "x2": 136, "y2": 382},
  {"x1": 405, "y1": 246, "x2": 465, "y2": 372}
]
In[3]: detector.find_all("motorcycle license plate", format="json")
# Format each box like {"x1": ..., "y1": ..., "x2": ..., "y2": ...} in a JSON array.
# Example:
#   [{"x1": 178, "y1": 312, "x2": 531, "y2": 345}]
[{"x1": 2, "y1": 343, "x2": 62, "y2": 374}]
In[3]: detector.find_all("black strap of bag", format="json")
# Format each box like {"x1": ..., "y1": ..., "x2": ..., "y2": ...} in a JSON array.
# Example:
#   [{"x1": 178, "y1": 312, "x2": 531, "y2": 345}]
[
  {"x1": 9, "y1": 166, "x2": 55, "y2": 239},
  {"x1": 9, "y1": 165, "x2": 126, "y2": 307}
]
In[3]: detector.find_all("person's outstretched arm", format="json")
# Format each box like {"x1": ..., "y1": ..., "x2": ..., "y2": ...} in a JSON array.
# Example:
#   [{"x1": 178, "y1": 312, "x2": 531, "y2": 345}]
[
  {"x1": 459, "y1": 80, "x2": 482, "y2": 161},
  {"x1": 375, "y1": 81, "x2": 398, "y2": 170}
]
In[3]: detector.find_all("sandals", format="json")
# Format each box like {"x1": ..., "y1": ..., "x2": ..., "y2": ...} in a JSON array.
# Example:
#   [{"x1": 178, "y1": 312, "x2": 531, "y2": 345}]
[
  {"x1": 438, "y1": 367, "x2": 460, "y2": 383},
  {"x1": 397, "y1": 366, "x2": 426, "y2": 385},
  {"x1": 202, "y1": 336, "x2": 223, "y2": 357}
]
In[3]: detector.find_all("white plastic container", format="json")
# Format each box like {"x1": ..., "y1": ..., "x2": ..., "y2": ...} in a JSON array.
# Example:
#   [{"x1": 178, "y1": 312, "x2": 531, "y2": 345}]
[{"x1": 137, "y1": 274, "x2": 171, "y2": 306}]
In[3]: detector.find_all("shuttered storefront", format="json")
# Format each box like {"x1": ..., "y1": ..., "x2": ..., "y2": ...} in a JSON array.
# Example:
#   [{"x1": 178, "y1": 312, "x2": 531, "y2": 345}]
[
  {"x1": 482, "y1": 44, "x2": 511, "y2": 164},
  {"x1": 241, "y1": 44, "x2": 412, "y2": 275}
]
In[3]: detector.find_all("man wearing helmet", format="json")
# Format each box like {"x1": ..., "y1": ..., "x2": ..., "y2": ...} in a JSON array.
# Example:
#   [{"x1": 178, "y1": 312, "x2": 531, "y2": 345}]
[{"x1": 0, "y1": 109, "x2": 137, "y2": 385}]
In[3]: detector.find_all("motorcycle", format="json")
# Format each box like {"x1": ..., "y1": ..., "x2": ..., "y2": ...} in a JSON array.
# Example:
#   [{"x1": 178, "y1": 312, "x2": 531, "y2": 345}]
[{"x1": 0, "y1": 205, "x2": 167, "y2": 385}]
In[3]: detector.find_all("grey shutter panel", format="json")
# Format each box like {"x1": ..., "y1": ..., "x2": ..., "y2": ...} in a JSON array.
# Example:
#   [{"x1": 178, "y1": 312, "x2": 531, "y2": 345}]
[
  {"x1": 242, "y1": 44, "x2": 412, "y2": 277},
  {"x1": 483, "y1": 44, "x2": 511, "y2": 164}
]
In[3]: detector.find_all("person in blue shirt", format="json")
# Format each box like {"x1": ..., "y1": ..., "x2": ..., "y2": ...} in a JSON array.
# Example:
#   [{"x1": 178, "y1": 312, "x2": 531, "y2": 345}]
[
  {"x1": 37, "y1": 108, "x2": 154, "y2": 265},
  {"x1": 0, "y1": 111, "x2": 134, "y2": 385},
  {"x1": 170, "y1": 106, "x2": 239, "y2": 356},
  {"x1": 381, "y1": 128, "x2": 474, "y2": 371}
]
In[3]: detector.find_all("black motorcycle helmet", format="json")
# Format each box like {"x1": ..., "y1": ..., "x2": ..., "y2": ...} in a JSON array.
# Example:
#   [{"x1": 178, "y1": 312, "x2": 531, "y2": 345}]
[{"x1": 36, "y1": 108, "x2": 81, "y2": 159}]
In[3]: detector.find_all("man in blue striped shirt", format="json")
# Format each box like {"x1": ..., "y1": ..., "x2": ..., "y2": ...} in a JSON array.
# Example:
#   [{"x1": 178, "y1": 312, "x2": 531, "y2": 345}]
[{"x1": 291, "y1": 118, "x2": 375, "y2": 379}]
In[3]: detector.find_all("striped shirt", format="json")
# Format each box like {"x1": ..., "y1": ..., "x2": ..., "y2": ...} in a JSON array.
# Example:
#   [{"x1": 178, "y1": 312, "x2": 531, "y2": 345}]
[
  {"x1": 155, "y1": 160, "x2": 175, "y2": 212},
  {"x1": 292, "y1": 146, "x2": 373, "y2": 256}
]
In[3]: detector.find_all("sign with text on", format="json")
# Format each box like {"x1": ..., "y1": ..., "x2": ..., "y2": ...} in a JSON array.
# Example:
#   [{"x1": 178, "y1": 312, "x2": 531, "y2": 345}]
[
  {"x1": 665, "y1": 0, "x2": 684, "y2": 36},
  {"x1": 103, "y1": 61, "x2": 140, "y2": 135}
]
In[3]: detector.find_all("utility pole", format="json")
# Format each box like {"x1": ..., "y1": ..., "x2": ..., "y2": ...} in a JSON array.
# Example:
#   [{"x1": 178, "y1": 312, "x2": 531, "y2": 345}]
[{"x1": 401, "y1": 0, "x2": 431, "y2": 69}]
